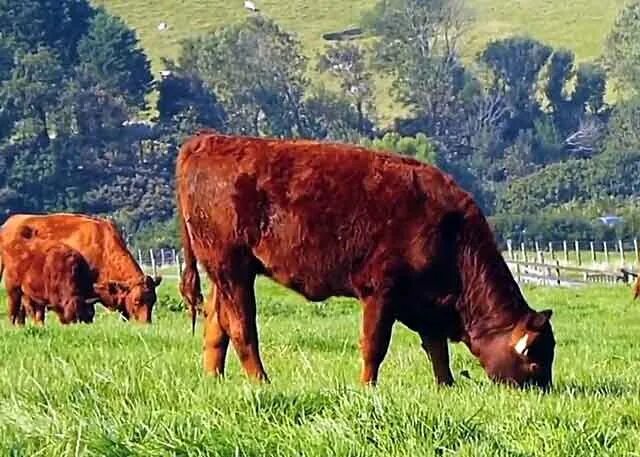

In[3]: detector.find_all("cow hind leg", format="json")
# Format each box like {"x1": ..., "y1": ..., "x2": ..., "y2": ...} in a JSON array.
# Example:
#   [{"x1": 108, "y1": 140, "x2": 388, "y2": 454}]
[
  {"x1": 7, "y1": 288, "x2": 25, "y2": 326},
  {"x1": 359, "y1": 297, "x2": 394, "y2": 385},
  {"x1": 215, "y1": 274, "x2": 268, "y2": 382},
  {"x1": 420, "y1": 335, "x2": 454, "y2": 386},
  {"x1": 202, "y1": 286, "x2": 230, "y2": 376}
]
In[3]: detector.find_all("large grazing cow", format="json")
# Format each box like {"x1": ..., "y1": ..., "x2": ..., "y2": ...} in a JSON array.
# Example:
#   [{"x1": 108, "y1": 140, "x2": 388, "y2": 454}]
[
  {"x1": 1, "y1": 240, "x2": 99, "y2": 325},
  {"x1": 177, "y1": 132, "x2": 556, "y2": 389},
  {"x1": 0, "y1": 214, "x2": 161, "y2": 323}
]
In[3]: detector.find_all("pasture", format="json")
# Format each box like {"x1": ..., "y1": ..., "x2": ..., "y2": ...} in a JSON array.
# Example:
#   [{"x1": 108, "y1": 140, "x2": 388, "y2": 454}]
[{"x1": 1, "y1": 279, "x2": 640, "y2": 456}]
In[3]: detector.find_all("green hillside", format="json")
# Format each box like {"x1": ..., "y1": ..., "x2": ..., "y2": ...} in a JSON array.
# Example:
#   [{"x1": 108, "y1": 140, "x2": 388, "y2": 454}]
[
  {"x1": 94, "y1": 0, "x2": 625, "y2": 119},
  {"x1": 95, "y1": 0, "x2": 623, "y2": 71}
]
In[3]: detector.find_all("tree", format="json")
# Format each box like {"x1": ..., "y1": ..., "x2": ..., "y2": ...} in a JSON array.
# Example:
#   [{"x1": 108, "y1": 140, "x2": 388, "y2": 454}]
[
  {"x1": 317, "y1": 43, "x2": 376, "y2": 134},
  {"x1": 0, "y1": 0, "x2": 94, "y2": 65},
  {"x1": 543, "y1": 50, "x2": 607, "y2": 139},
  {"x1": 603, "y1": 97, "x2": 640, "y2": 154},
  {"x1": 369, "y1": 0, "x2": 472, "y2": 133},
  {"x1": 77, "y1": 9, "x2": 152, "y2": 109},
  {"x1": 305, "y1": 86, "x2": 373, "y2": 142},
  {"x1": 175, "y1": 16, "x2": 310, "y2": 137},
  {"x1": 363, "y1": 132, "x2": 438, "y2": 164},
  {"x1": 1, "y1": 47, "x2": 65, "y2": 143},
  {"x1": 479, "y1": 37, "x2": 552, "y2": 139},
  {"x1": 603, "y1": 1, "x2": 640, "y2": 94},
  {"x1": 156, "y1": 70, "x2": 226, "y2": 133}
]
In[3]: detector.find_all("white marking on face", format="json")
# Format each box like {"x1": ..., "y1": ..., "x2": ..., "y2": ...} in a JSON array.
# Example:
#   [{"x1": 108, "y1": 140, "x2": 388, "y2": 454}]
[{"x1": 514, "y1": 334, "x2": 529, "y2": 356}]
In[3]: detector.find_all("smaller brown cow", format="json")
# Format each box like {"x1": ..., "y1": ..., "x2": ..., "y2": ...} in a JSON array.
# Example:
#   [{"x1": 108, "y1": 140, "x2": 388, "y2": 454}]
[{"x1": 1, "y1": 240, "x2": 99, "y2": 325}]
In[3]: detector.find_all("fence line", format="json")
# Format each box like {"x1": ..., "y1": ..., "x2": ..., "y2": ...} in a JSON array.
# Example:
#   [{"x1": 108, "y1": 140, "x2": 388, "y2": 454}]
[{"x1": 133, "y1": 240, "x2": 640, "y2": 287}]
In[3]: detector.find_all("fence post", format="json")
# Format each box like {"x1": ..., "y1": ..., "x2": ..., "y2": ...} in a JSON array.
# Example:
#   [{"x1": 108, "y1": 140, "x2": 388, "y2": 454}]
[
  {"x1": 590, "y1": 241, "x2": 596, "y2": 264},
  {"x1": 176, "y1": 252, "x2": 183, "y2": 277},
  {"x1": 507, "y1": 239, "x2": 513, "y2": 260},
  {"x1": 160, "y1": 248, "x2": 166, "y2": 267},
  {"x1": 535, "y1": 241, "x2": 540, "y2": 259},
  {"x1": 149, "y1": 249, "x2": 157, "y2": 277},
  {"x1": 619, "y1": 240, "x2": 625, "y2": 267},
  {"x1": 539, "y1": 250, "x2": 545, "y2": 265},
  {"x1": 575, "y1": 240, "x2": 581, "y2": 266},
  {"x1": 521, "y1": 242, "x2": 527, "y2": 263},
  {"x1": 548, "y1": 241, "x2": 555, "y2": 259},
  {"x1": 555, "y1": 259, "x2": 561, "y2": 286},
  {"x1": 604, "y1": 241, "x2": 609, "y2": 265},
  {"x1": 137, "y1": 249, "x2": 143, "y2": 267},
  {"x1": 635, "y1": 238, "x2": 639, "y2": 265},
  {"x1": 516, "y1": 261, "x2": 521, "y2": 283},
  {"x1": 563, "y1": 240, "x2": 568, "y2": 263}
]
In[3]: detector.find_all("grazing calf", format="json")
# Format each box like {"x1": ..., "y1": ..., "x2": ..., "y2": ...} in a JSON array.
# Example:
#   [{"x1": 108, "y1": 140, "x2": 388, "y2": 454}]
[
  {"x1": 1, "y1": 240, "x2": 98, "y2": 325},
  {"x1": 0, "y1": 213, "x2": 161, "y2": 323},
  {"x1": 177, "y1": 132, "x2": 555, "y2": 389}
]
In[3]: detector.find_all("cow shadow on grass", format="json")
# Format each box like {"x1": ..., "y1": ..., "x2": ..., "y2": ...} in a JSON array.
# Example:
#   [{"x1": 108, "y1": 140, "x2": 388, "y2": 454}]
[{"x1": 555, "y1": 379, "x2": 638, "y2": 398}]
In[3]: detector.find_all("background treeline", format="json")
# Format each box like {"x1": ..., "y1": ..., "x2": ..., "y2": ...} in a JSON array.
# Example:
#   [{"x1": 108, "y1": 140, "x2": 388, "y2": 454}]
[{"x1": 2, "y1": 0, "x2": 640, "y2": 248}]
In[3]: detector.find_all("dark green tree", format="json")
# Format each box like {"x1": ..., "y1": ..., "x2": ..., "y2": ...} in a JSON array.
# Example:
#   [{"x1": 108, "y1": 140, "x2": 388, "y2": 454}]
[
  {"x1": 176, "y1": 16, "x2": 309, "y2": 137},
  {"x1": 0, "y1": 0, "x2": 94, "y2": 65},
  {"x1": 77, "y1": 9, "x2": 152, "y2": 109},
  {"x1": 479, "y1": 36, "x2": 552, "y2": 139}
]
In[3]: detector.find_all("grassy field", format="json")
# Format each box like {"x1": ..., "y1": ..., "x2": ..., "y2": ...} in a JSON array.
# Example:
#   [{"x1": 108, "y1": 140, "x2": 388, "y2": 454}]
[
  {"x1": 94, "y1": 0, "x2": 624, "y2": 71},
  {"x1": 93, "y1": 0, "x2": 624, "y2": 121},
  {"x1": 1, "y1": 279, "x2": 640, "y2": 456}
]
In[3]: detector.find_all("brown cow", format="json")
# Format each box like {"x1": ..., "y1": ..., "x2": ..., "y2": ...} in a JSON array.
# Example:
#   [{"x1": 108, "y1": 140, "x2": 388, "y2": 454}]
[
  {"x1": 177, "y1": 132, "x2": 555, "y2": 389},
  {"x1": 0, "y1": 213, "x2": 161, "y2": 323},
  {"x1": 1, "y1": 240, "x2": 99, "y2": 325}
]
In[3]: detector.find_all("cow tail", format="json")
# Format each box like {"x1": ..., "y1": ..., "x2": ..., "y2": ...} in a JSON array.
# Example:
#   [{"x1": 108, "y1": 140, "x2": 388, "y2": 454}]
[{"x1": 178, "y1": 210, "x2": 203, "y2": 335}]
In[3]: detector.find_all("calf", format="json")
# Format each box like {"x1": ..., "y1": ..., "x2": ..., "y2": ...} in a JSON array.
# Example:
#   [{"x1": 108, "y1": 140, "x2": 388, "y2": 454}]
[{"x1": 1, "y1": 240, "x2": 98, "y2": 325}]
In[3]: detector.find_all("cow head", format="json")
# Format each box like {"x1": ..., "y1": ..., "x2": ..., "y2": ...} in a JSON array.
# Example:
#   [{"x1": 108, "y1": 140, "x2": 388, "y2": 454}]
[
  {"x1": 475, "y1": 309, "x2": 555, "y2": 389},
  {"x1": 94, "y1": 275, "x2": 162, "y2": 323}
]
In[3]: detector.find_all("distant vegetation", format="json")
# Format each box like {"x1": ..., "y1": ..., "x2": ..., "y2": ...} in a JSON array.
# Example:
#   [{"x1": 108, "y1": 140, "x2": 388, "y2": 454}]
[{"x1": 1, "y1": 0, "x2": 639, "y2": 246}]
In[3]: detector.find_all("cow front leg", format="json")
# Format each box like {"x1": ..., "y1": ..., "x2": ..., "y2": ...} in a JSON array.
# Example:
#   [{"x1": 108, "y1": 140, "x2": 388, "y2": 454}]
[
  {"x1": 360, "y1": 298, "x2": 394, "y2": 385},
  {"x1": 421, "y1": 335, "x2": 454, "y2": 386},
  {"x1": 202, "y1": 286, "x2": 230, "y2": 376},
  {"x1": 216, "y1": 276, "x2": 268, "y2": 382}
]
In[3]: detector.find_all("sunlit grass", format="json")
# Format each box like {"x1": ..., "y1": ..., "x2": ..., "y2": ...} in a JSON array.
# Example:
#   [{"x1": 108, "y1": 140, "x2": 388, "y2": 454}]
[{"x1": 1, "y1": 279, "x2": 640, "y2": 455}]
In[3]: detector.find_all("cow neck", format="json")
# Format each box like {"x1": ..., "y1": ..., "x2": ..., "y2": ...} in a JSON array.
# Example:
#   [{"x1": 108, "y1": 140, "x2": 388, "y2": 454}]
[
  {"x1": 97, "y1": 243, "x2": 145, "y2": 284},
  {"x1": 454, "y1": 217, "x2": 529, "y2": 346}
]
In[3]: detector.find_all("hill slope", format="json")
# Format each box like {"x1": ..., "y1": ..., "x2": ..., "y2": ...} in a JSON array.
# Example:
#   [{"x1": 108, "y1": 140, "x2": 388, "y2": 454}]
[{"x1": 95, "y1": 0, "x2": 623, "y2": 72}]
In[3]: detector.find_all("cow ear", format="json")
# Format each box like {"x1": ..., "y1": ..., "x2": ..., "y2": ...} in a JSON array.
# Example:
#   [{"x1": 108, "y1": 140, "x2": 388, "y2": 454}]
[
  {"x1": 153, "y1": 275, "x2": 162, "y2": 287},
  {"x1": 526, "y1": 309, "x2": 553, "y2": 331}
]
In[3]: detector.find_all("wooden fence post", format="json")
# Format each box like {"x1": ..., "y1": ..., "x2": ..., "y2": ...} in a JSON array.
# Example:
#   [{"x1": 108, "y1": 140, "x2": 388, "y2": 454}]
[
  {"x1": 160, "y1": 248, "x2": 166, "y2": 267},
  {"x1": 619, "y1": 240, "x2": 625, "y2": 266},
  {"x1": 507, "y1": 239, "x2": 513, "y2": 260},
  {"x1": 137, "y1": 249, "x2": 143, "y2": 267},
  {"x1": 575, "y1": 240, "x2": 581, "y2": 266},
  {"x1": 635, "y1": 238, "x2": 639, "y2": 265},
  {"x1": 539, "y1": 250, "x2": 545, "y2": 265},
  {"x1": 176, "y1": 252, "x2": 183, "y2": 277},
  {"x1": 548, "y1": 241, "x2": 555, "y2": 259},
  {"x1": 149, "y1": 249, "x2": 157, "y2": 277},
  {"x1": 521, "y1": 242, "x2": 527, "y2": 263},
  {"x1": 535, "y1": 241, "x2": 540, "y2": 259},
  {"x1": 555, "y1": 259, "x2": 561, "y2": 286},
  {"x1": 590, "y1": 241, "x2": 596, "y2": 263},
  {"x1": 516, "y1": 262, "x2": 521, "y2": 283},
  {"x1": 563, "y1": 240, "x2": 568, "y2": 263},
  {"x1": 604, "y1": 241, "x2": 609, "y2": 265}
]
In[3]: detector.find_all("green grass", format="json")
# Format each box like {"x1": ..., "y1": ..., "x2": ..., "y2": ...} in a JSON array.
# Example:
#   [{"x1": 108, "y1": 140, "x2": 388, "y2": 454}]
[
  {"x1": 2, "y1": 278, "x2": 640, "y2": 455},
  {"x1": 94, "y1": 0, "x2": 623, "y2": 71}
]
